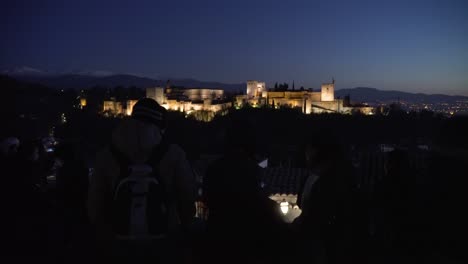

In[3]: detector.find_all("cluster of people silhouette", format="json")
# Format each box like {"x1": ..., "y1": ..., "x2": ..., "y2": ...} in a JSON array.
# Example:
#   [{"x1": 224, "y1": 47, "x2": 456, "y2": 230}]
[{"x1": 2, "y1": 97, "x2": 467, "y2": 264}]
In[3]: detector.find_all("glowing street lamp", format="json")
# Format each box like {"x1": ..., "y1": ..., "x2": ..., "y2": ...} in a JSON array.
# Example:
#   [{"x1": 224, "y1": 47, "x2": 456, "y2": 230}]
[{"x1": 280, "y1": 200, "x2": 289, "y2": 215}]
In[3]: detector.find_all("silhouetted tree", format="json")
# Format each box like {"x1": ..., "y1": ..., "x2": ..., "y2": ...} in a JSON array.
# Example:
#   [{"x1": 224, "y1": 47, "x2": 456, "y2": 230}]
[
  {"x1": 419, "y1": 109, "x2": 434, "y2": 119},
  {"x1": 278, "y1": 83, "x2": 289, "y2": 91},
  {"x1": 128, "y1": 86, "x2": 143, "y2": 99},
  {"x1": 388, "y1": 103, "x2": 406, "y2": 117}
]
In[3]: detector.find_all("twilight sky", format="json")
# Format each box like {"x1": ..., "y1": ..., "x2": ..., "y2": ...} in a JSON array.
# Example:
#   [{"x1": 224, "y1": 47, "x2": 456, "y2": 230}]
[{"x1": 1, "y1": 0, "x2": 467, "y2": 95}]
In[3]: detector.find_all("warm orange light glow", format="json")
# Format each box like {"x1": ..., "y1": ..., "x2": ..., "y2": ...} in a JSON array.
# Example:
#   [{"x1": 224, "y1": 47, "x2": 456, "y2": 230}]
[{"x1": 80, "y1": 98, "x2": 87, "y2": 107}]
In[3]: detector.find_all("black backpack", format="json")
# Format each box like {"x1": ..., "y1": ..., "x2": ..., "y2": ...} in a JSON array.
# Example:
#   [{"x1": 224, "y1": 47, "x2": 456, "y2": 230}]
[{"x1": 110, "y1": 141, "x2": 169, "y2": 240}]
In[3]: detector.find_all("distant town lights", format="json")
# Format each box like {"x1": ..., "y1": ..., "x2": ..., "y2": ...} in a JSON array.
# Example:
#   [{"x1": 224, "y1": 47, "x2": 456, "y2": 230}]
[{"x1": 60, "y1": 113, "x2": 67, "y2": 124}]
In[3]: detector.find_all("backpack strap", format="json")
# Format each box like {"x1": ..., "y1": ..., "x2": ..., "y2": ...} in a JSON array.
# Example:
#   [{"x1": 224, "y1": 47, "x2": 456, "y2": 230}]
[
  {"x1": 145, "y1": 139, "x2": 170, "y2": 176},
  {"x1": 145, "y1": 140, "x2": 170, "y2": 205},
  {"x1": 110, "y1": 144, "x2": 132, "y2": 182}
]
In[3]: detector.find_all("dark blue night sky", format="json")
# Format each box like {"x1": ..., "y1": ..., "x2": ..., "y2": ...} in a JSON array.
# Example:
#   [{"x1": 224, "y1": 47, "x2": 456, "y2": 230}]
[{"x1": 1, "y1": 0, "x2": 467, "y2": 95}]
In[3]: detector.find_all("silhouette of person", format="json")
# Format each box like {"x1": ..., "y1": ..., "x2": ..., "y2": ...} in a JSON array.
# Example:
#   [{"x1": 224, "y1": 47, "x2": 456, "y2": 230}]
[
  {"x1": 203, "y1": 118, "x2": 285, "y2": 263},
  {"x1": 0, "y1": 137, "x2": 19, "y2": 158},
  {"x1": 294, "y1": 133, "x2": 360, "y2": 264},
  {"x1": 88, "y1": 98, "x2": 196, "y2": 263},
  {"x1": 8, "y1": 139, "x2": 51, "y2": 259},
  {"x1": 55, "y1": 141, "x2": 91, "y2": 256},
  {"x1": 1, "y1": 137, "x2": 20, "y2": 199},
  {"x1": 381, "y1": 149, "x2": 416, "y2": 257},
  {"x1": 16, "y1": 140, "x2": 42, "y2": 188},
  {"x1": 1, "y1": 137, "x2": 20, "y2": 254},
  {"x1": 421, "y1": 117, "x2": 468, "y2": 263}
]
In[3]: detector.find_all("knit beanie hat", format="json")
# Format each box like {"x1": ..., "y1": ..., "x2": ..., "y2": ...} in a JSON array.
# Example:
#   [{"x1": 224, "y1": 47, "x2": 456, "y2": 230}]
[{"x1": 131, "y1": 98, "x2": 167, "y2": 129}]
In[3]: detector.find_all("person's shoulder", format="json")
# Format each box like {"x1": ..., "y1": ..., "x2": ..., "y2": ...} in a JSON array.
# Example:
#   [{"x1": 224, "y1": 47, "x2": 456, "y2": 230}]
[
  {"x1": 166, "y1": 143, "x2": 184, "y2": 154},
  {"x1": 164, "y1": 143, "x2": 187, "y2": 161},
  {"x1": 207, "y1": 155, "x2": 231, "y2": 172},
  {"x1": 94, "y1": 146, "x2": 117, "y2": 170},
  {"x1": 95, "y1": 147, "x2": 111, "y2": 162}
]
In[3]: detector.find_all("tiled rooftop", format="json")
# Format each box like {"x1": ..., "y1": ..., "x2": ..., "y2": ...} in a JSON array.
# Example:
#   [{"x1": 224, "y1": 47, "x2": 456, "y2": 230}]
[{"x1": 262, "y1": 167, "x2": 312, "y2": 195}]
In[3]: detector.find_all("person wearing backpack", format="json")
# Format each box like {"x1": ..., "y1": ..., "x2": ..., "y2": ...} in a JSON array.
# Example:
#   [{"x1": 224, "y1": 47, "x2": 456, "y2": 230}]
[{"x1": 88, "y1": 98, "x2": 196, "y2": 263}]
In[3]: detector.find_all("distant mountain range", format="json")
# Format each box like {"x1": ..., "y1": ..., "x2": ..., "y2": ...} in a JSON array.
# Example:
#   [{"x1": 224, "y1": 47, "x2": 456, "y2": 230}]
[
  {"x1": 2, "y1": 66, "x2": 115, "y2": 77},
  {"x1": 335, "y1": 87, "x2": 468, "y2": 105},
  {"x1": 2, "y1": 66, "x2": 245, "y2": 91},
  {"x1": 3, "y1": 67, "x2": 467, "y2": 104}
]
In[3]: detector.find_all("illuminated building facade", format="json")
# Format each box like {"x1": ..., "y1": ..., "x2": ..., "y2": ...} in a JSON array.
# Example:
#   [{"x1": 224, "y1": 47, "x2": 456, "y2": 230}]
[
  {"x1": 125, "y1": 100, "x2": 139, "y2": 116},
  {"x1": 102, "y1": 98, "x2": 138, "y2": 116},
  {"x1": 246, "y1": 80, "x2": 267, "y2": 99},
  {"x1": 103, "y1": 97, "x2": 124, "y2": 115},
  {"x1": 103, "y1": 87, "x2": 231, "y2": 121},
  {"x1": 146, "y1": 87, "x2": 232, "y2": 120},
  {"x1": 236, "y1": 80, "x2": 374, "y2": 115}
]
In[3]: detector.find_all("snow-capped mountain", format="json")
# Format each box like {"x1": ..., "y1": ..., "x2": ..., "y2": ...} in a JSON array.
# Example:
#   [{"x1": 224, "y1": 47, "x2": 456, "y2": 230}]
[
  {"x1": 68, "y1": 70, "x2": 115, "y2": 77},
  {"x1": 2, "y1": 66, "x2": 55, "y2": 76},
  {"x1": 2, "y1": 66, "x2": 245, "y2": 91},
  {"x1": 2, "y1": 66, "x2": 116, "y2": 77}
]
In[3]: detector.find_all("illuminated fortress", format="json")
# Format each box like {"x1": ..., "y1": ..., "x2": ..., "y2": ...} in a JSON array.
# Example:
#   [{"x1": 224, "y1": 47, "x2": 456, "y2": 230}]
[
  {"x1": 146, "y1": 87, "x2": 232, "y2": 114},
  {"x1": 102, "y1": 80, "x2": 373, "y2": 119},
  {"x1": 236, "y1": 79, "x2": 373, "y2": 114},
  {"x1": 103, "y1": 87, "x2": 231, "y2": 120}
]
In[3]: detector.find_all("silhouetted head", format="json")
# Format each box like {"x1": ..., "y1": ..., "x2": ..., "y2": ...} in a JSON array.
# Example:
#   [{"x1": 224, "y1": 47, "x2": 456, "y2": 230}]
[
  {"x1": 434, "y1": 116, "x2": 468, "y2": 155},
  {"x1": 17, "y1": 140, "x2": 41, "y2": 162},
  {"x1": 0, "y1": 137, "x2": 19, "y2": 157},
  {"x1": 55, "y1": 141, "x2": 78, "y2": 162},
  {"x1": 305, "y1": 129, "x2": 344, "y2": 171},
  {"x1": 386, "y1": 149, "x2": 410, "y2": 173},
  {"x1": 131, "y1": 98, "x2": 167, "y2": 130},
  {"x1": 225, "y1": 118, "x2": 256, "y2": 156}
]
